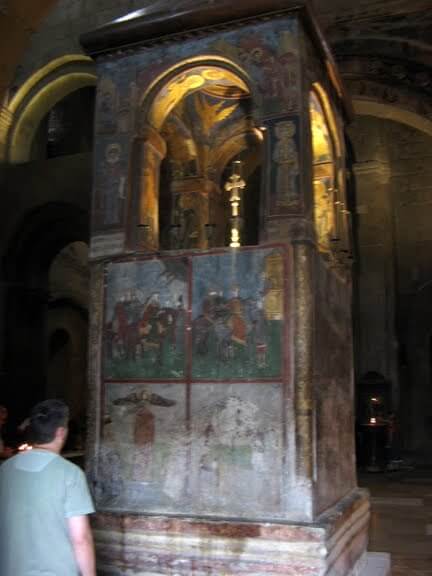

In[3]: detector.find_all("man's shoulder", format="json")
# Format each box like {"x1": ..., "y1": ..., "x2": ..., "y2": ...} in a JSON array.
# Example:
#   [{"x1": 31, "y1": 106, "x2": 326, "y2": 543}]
[
  {"x1": 0, "y1": 454, "x2": 15, "y2": 473},
  {"x1": 57, "y1": 455, "x2": 84, "y2": 476}
]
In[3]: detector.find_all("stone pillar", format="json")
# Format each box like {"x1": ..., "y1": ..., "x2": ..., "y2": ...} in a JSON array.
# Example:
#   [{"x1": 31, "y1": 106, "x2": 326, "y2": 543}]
[
  {"x1": 353, "y1": 161, "x2": 398, "y2": 405},
  {"x1": 130, "y1": 124, "x2": 166, "y2": 251},
  {"x1": 82, "y1": 4, "x2": 372, "y2": 574}
]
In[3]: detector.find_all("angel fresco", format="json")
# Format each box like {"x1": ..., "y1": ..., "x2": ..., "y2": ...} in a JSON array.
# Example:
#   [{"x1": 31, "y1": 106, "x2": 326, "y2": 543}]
[{"x1": 102, "y1": 387, "x2": 178, "y2": 495}]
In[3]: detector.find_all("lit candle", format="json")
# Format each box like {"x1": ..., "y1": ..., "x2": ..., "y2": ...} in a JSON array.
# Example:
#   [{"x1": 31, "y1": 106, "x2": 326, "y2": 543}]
[{"x1": 370, "y1": 417, "x2": 377, "y2": 425}]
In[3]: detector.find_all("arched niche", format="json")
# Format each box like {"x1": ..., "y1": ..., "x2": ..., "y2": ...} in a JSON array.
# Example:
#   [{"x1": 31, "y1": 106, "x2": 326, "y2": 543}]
[
  {"x1": 29, "y1": 86, "x2": 95, "y2": 161},
  {"x1": 309, "y1": 83, "x2": 347, "y2": 256},
  {"x1": 128, "y1": 58, "x2": 263, "y2": 251}
]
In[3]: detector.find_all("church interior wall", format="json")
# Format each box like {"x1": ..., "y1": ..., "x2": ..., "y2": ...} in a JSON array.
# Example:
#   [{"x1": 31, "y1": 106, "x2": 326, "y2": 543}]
[{"x1": 350, "y1": 114, "x2": 432, "y2": 463}]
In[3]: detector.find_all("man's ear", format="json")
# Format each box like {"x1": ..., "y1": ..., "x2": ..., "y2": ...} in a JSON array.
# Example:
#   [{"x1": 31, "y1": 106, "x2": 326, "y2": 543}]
[{"x1": 56, "y1": 426, "x2": 67, "y2": 441}]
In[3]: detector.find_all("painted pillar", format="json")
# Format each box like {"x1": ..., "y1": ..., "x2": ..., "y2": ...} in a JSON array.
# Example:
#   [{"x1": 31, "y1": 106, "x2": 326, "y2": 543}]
[{"x1": 81, "y1": 4, "x2": 370, "y2": 574}]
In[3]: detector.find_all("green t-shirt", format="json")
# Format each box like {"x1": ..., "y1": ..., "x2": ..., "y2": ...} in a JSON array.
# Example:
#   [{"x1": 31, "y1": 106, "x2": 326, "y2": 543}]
[{"x1": 0, "y1": 449, "x2": 95, "y2": 576}]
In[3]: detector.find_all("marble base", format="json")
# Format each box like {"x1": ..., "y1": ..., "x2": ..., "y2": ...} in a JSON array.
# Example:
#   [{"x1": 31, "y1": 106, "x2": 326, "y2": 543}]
[
  {"x1": 359, "y1": 553, "x2": 391, "y2": 576},
  {"x1": 93, "y1": 488, "x2": 370, "y2": 576}
]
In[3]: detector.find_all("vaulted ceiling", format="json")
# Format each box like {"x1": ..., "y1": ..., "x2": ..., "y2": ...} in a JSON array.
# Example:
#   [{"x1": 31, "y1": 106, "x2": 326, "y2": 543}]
[
  {"x1": 0, "y1": 0, "x2": 56, "y2": 101},
  {"x1": 0, "y1": 0, "x2": 431, "y2": 115}
]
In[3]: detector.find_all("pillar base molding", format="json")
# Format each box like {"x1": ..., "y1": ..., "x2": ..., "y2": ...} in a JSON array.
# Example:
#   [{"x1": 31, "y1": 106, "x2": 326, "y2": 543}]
[
  {"x1": 358, "y1": 552, "x2": 391, "y2": 576},
  {"x1": 352, "y1": 161, "x2": 391, "y2": 184},
  {"x1": 94, "y1": 488, "x2": 369, "y2": 576}
]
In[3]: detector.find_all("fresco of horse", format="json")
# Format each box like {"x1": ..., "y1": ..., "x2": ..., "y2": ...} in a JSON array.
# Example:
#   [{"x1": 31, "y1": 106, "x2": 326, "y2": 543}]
[
  {"x1": 191, "y1": 248, "x2": 284, "y2": 380},
  {"x1": 104, "y1": 258, "x2": 188, "y2": 380}
]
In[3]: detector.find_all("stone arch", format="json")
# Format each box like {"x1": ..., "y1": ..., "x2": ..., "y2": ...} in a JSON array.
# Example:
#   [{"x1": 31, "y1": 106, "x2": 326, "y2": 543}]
[
  {"x1": 139, "y1": 55, "x2": 254, "y2": 130},
  {"x1": 309, "y1": 81, "x2": 353, "y2": 256},
  {"x1": 3, "y1": 55, "x2": 97, "y2": 164},
  {"x1": 352, "y1": 99, "x2": 432, "y2": 138},
  {"x1": 129, "y1": 56, "x2": 256, "y2": 251},
  {"x1": 212, "y1": 130, "x2": 263, "y2": 184}
]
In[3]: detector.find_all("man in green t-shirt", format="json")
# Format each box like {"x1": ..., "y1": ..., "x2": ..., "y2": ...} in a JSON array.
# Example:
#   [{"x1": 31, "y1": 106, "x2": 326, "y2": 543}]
[{"x1": 0, "y1": 399, "x2": 96, "y2": 576}]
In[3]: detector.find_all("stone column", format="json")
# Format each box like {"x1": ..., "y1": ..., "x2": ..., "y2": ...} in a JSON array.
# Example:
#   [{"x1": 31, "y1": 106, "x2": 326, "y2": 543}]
[
  {"x1": 353, "y1": 160, "x2": 398, "y2": 405},
  {"x1": 131, "y1": 124, "x2": 166, "y2": 251}
]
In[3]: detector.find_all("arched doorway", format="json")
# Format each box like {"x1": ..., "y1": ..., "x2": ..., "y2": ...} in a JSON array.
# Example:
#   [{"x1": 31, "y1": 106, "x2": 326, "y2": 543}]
[
  {"x1": 349, "y1": 110, "x2": 432, "y2": 464},
  {"x1": 47, "y1": 241, "x2": 89, "y2": 440},
  {"x1": 1, "y1": 204, "x2": 89, "y2": 423}
]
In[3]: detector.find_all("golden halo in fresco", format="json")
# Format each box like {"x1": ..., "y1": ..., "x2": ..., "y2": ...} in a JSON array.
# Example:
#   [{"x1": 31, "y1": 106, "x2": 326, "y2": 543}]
[
  {"x1": 183, "y1": 74, "x2": 206, "y2": 90},
  {"x1": 202, "y1": 68, "x2": 225, "y2": 81},
  {"x1": 105, "y1": 143, "x2": 121, "y2": 164}
]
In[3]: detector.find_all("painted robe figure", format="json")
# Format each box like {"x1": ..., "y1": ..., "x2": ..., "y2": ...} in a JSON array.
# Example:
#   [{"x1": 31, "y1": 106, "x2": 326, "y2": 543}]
[
  {"x1": 112, "y1": 389, "x2": 176, "y2": 482},
  {"x1": 273, "y1": 120, "x2": 299, "y2": 208}
]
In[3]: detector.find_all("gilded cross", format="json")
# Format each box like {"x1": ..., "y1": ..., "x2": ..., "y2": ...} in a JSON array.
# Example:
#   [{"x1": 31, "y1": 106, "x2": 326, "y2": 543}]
[{"x1": 224, "y1": 161, "x2": 246, "y2": 247}]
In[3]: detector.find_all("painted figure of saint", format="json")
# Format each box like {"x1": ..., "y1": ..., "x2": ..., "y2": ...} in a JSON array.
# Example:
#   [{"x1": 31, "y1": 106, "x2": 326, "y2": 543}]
[
  {"x1": 97, "y1": 77, "x2": 118, "y2": 134},
  {"x1": 112, "y1": 389, "x2": 176, "y2": 482},
  {"x1": 314, "y1": 177, "x2": 333, "y2": 251},
  {"x1": 95, "y1": 142, "x2": 125, "y2": 228},
  {"x1": 272, "y1": 121, "x2": 299, "y2": 208}
]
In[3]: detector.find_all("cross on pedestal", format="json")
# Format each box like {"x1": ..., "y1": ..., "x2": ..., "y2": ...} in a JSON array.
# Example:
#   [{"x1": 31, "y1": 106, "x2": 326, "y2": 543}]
[{"x1": 224, "y1": 161, "x2": 246, "y2": 247}]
